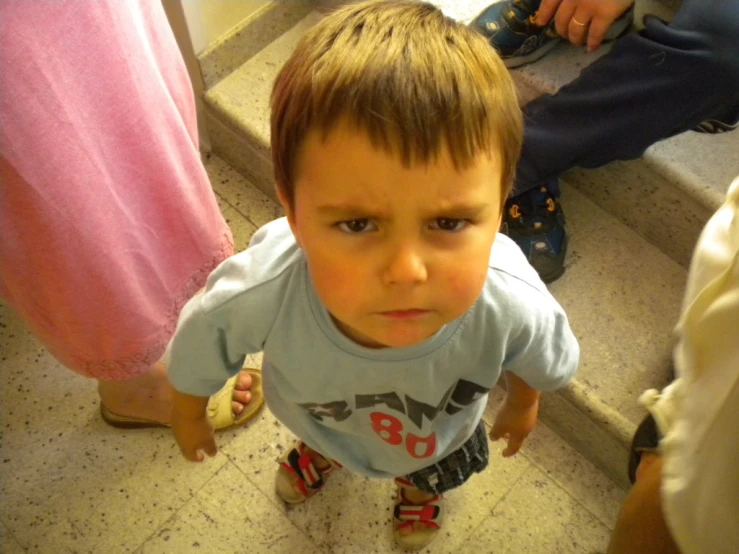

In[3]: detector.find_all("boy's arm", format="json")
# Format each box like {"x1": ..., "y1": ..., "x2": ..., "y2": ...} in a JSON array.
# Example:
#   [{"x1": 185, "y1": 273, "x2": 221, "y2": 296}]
[
  {"x1": 171, "y1": 389, "x2": 216, "y2": 462},
  {"x1": 167, "y1": 289, "x2": 251, "y2": 461},
  {"x1": 489, "y1": 372, "x2": 541, "y2": 457}
]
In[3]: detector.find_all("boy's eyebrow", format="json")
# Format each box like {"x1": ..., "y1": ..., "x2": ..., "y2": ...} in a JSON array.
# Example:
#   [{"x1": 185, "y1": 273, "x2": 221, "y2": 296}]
[
  {"x1": 431, "y1": 202, "x2": 491, "y2": 217},
  {"x1": 315, "y1": 202, "x2": 491, "y2": 217},
  {"x1": 315, "y1": 203, "x2": 380, "y2": 216}
]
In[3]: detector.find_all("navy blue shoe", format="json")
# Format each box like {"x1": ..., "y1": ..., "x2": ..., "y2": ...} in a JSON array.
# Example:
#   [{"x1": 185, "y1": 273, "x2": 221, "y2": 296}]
[
  {"x1": 472, "y1": 0, "x2": 558, "y2": 68},
  {"x1": 501, "y1": 185, "x2": 567, "y2": 283},
  {"x1": 472, "y1": 0, "x2": 635, "y2": 68}
]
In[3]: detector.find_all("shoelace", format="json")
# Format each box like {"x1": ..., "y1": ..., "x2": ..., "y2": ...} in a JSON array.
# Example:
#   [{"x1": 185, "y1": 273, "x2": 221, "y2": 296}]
[{"x1": 509, "y1": 187, "x2": 556, "y2": 222}]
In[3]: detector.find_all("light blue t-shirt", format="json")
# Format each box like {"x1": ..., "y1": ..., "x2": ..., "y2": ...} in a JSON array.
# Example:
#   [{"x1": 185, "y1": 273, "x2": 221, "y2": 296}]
[{"x1": 168, "y1": 218, "x2": 579, "y2": 478}]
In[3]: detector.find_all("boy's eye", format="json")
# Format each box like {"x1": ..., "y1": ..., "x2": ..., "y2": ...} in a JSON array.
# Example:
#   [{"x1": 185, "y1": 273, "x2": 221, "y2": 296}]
[
  {"x1": 431, "y1": 218, "x2": 467, "y2": 232},
  {"x1": 337, "y1": 219, "x2": 375, "y2": 233}
]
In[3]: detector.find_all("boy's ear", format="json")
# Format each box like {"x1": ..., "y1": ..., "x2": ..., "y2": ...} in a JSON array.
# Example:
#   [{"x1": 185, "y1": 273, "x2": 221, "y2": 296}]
[
  {"x1": 276, "y1": 184, "x2": 302, "y2": 247},
  {"x1": 276, "y1": 184, "x2": 295, "y2": 223}
]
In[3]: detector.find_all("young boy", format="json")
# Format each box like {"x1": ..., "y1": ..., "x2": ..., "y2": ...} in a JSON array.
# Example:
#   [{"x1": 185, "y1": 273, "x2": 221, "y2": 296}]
[{"x1": 168, "y1": 1, "x2": 579, "y2": 550}]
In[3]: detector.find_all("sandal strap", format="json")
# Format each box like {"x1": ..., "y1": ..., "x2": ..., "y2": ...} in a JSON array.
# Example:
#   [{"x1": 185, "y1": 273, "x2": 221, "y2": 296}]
[
  {"x1": 279, "y1": 441, "x2": 338, "y2": 497},
  {"x1": 393, "y1": 479, "x2": 442, "y2": 530},
  {"x1": 394, "y1": 502, "x2": 442, "y2": 529}
]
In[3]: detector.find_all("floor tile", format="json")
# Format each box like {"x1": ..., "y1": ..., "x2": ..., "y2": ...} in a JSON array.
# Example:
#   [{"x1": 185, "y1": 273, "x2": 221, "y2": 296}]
[
  {"x1": 0, "y1": 522, "x2": 25, "y2": 554},
  {"x1": 0, "y1": 305, "x2": 234, "y2": 553},
  {"x1": 204, "y1": 153, "x2": 283, "y2": 229},
  {"x1": 214, "y1": 191, "x2": 231, "y2": 212},
  {"x1": 221, "y1": 206, "x2": 260, "y2": 253},
  {"x1": 457, "y1": 466, "x2": 612, "y2": 554},
  {"x1": 516, "y1": 422, "x2": 626, "y2": 530},
  {"x1": 483, "y1": 388, "x2": 626, "y2": 529},
  {"x1": 222, "y1": 407, "x2": 531, "y2": 554},
  {"x1": 138, "y1": 462, "x2": 323, "y2": 554}
]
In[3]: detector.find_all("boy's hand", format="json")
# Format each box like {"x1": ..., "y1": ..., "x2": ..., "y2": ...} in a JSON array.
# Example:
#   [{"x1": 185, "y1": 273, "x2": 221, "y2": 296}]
[
  {"x1": 170, "y1": 388, "x2": 217, "y2": 462},
  {"x1": 489, "y1": 397, "x2": 539, "y2": 457},
  {"x1": 172, "y1": 413, "x2": 217, "y2": 462},
  {"x1": 490, "y1": 372, "x2": 542, "y2": 457}
]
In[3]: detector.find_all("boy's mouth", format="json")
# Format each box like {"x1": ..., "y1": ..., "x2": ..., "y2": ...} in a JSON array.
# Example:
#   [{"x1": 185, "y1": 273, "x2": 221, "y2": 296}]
[{"x1": 378, "y1": 309, "x2": 430, "y2": 320}]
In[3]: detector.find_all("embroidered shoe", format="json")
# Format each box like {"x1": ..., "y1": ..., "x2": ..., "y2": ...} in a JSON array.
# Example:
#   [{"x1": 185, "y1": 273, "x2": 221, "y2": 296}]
[
  {"x1": 472, "y1": 0, "x2": 635, "y2": 68},
  {"x1": 501, "y1": 184, "x2": 567, "y2": 283}
]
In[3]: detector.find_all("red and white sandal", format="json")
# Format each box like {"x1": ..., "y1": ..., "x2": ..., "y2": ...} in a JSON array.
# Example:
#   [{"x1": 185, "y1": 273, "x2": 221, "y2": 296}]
[
  {"x1": 275, "y1": 440, "x2": 341, "y2": 504},
  {"x1": 393, "y1": 478, "x2": 444, "y2": 551}
]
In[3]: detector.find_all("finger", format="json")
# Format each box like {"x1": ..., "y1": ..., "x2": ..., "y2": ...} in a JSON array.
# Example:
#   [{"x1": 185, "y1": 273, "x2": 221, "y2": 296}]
[
  {"x1": 488, "y1": 423, "x2": 507, "y2": 441},
  {"x1": 502, "y1": 435, "x2": 525, "y2": 457},
  {"x1": 536, "y1": 0, "x2": 565, "y2": 26},
  {"x1": 553, "y1": 0, "x2": 576, "y2": 37},
  {"x1": 586, "y1": 17, "x2": 611, "y2": 52},
  {"x1": 181, "y1": 447, "x2": 205, "y2": 462},
  {"x1": 567, "y1": 12, "x2": 591, "y2": 46},
  {"x1": 203, "y1": 438, "x2": 218, "y2": 458}
]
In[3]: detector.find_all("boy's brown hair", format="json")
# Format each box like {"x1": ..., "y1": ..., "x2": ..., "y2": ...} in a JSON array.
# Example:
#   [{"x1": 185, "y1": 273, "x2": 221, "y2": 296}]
[{"x1": 270, "y1": 0, "x2": 523, "y2": 210}]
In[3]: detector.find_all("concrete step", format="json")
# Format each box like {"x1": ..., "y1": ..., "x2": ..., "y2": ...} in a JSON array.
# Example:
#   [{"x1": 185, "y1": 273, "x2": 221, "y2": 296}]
[{"x1": 198, "y1": 1, "x2": 708, "y2": 487}]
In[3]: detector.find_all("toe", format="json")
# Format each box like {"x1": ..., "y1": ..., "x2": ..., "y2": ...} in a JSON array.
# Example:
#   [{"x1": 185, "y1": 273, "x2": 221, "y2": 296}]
[
  {"x1": 232, "y1": 388, "x2": 252, "y2": 405},
  {"x1": 235, "y1": 370, "x2": 253, "y2": 391}
]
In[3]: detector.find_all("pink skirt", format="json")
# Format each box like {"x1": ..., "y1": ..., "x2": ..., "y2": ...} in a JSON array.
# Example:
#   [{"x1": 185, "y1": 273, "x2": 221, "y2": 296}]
[{"x1": 0, "y1": 1, "x2": 233, "y2": 380}]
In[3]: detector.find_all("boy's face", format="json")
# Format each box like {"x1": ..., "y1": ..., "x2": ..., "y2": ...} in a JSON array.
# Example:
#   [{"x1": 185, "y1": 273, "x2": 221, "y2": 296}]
[{"x1": 280, "y1": 124, "x2": 503, "y2": 349}]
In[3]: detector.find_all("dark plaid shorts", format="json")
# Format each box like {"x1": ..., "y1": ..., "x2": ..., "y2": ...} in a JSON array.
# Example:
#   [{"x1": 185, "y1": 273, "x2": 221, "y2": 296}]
[{"x1": 405, "y1": 421, "x2": 489, "y2": 495}]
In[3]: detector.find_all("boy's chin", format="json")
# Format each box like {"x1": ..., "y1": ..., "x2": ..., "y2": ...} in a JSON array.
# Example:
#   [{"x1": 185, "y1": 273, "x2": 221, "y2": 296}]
[
  {"x1": 351, "y1": 328, "x2": 439, "y2": 349},
  {"x1": 334, "y1": 316, "x2": 443, "y2": 349}
]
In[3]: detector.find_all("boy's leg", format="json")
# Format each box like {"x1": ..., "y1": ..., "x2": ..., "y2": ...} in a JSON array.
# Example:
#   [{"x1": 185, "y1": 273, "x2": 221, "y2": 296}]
[
  {"x1": 393, "y1": 477, "x2": 444, "y2": 550},
  {"x1": 394, "y1": 422, "x2": 489, "y2": 548}
]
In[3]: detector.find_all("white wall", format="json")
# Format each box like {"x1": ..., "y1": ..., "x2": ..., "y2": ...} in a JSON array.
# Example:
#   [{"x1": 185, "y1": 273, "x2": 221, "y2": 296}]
[{"x1": 181, "y1": 0, "x2": 270, "y2": 54}]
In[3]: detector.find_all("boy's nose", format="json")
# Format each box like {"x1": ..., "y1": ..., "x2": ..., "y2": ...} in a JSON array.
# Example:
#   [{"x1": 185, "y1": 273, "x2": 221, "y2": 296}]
[{"x1": 382, "y1": 244, "x2": 428, "y2": 286}]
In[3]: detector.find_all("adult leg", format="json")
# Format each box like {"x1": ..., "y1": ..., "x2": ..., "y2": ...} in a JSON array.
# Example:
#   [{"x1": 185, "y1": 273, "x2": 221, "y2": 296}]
[
  {"x1": 607, "y1": 454, "x2": 681, "y2": 554},
  {"x1": 502, "y1": 0, "x2": 739, "y2": 281},
  {"x1": 0, "y1": 0, "x2": 259, "y2": 425},
  {"x1": 517, "y1": 0, "x2": 739, "y2": 191},
  {"x1": 97, "y1": 363, "x2": 254, "y2": 426}
]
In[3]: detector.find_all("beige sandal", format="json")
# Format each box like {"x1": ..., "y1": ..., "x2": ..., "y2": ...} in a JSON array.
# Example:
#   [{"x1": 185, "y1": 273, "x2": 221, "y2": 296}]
[
  {"x1": 100, "y1": 367, "x2": 264, "y2": 430},
  {"x1": 393, "y1": 477, "x2": 444, "y2": 551}
]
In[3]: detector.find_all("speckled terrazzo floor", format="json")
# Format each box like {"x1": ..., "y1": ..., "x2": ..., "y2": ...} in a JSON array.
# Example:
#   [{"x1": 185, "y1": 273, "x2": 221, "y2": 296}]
[{"x1": 0, "y1": 154, "x2": 625, "y2": 554}]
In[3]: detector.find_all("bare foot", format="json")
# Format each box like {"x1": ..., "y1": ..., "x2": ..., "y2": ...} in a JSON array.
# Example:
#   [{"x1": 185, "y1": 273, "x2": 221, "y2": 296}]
[{"x1": 98, "y1": 362, "x2": 254, "y2": 425}]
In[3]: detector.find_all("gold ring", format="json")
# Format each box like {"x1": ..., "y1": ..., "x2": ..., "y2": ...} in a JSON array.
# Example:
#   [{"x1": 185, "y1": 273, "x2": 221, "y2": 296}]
[{"x1": 572, "y1": 17, "x2": 587, "y2": 26}]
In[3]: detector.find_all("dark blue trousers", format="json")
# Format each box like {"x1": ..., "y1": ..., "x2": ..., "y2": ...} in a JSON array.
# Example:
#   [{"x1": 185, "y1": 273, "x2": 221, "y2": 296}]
[{"x1": 515, "y1": 0, "x2": 739, "y2": 196}]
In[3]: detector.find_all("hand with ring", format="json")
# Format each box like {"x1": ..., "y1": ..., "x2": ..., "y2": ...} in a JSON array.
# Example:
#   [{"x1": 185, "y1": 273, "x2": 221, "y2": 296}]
[{"x1": 535, "y1": 0, "x2": 635, "y2": 52}]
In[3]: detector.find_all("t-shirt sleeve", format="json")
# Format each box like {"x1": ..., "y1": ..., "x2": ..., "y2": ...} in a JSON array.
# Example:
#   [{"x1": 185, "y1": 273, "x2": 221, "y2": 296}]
[
  {"x1": 166, "y1": 288, "x2": 255, "y2": 396},
  {"x1": 500, "y1": 279, "x2": 580, "y2": 392},
  {"x1": 167, "y1": 219, "x2": 297, "y2": 396}
]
